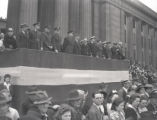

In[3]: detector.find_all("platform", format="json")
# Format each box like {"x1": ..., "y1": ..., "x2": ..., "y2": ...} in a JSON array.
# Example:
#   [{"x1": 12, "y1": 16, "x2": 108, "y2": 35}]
[{"x1": 0, "y1": 48, "x2": 129, "y2": 111}]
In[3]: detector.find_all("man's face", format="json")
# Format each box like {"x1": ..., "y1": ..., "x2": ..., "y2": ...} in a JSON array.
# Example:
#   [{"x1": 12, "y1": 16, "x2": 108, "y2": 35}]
[
  {"x1": 8, "y1": 31, "x2": 13, "y2": 36},
  {"x1": 124, "y1": 81, "x2": 131, "y2": 89},
  {"x1": 72, "y1": 99, "x2": 82, "y2": 108},
  {"x1": 93, "y1": 93, "x2": 103, "y2": 106},
  {"x1": 132, "y1": 98, "x2": 140, "y2": 108},
  {"x1": 37, "y1": 103, "x2": 49, "y2": 114},
  {"x1": 150, "y1": 98, "x2": 157, "y2": 106},
  {"x1": 145, "y1": 88, "x2": 152, "y2": 94},
  {"x1": 69, "y1": 33, "x2": 73, "y2": 37},
  {"x1": 44, "y1": 28, "x2": 50, "y2": 33},
  {"x1": 35, "y1": 25, "x2": 40, "y2": 30},
  {"x1": 139, "y1": 99, "x2": 148, "y2": 109},
  {"x1": 5, "y1": 77, "x2": 11, "y2": 84}
]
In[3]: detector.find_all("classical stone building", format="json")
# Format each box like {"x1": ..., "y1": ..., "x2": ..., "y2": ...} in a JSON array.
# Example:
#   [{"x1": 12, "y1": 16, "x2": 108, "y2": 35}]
[{"x1": 7, "y1": 0, "x2": 157, "y2": 68}]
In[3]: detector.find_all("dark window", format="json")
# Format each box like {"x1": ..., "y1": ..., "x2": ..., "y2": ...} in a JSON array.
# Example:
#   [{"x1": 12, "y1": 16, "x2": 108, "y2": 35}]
[
  {"x1": 141, "y1": 36, "x2": 144, "y2": 48},
  {"x1": 124, "y1": 14, "x2": 127, "y2": 25},
  {"x1": 124, "y1": 29, "x2": 127, "y2": 43},
  {"x1": 133, "y1": 19, "x2": 136, "y2": 28},
  {"x1": 141, "y1": 24, "x2": 144, "y2": 32}
]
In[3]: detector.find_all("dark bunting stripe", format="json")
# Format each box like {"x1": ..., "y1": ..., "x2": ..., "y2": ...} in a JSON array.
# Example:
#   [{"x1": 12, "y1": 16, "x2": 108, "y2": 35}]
[{"x1": 0, "y1": 48, "x2": 129, "y2": 71}]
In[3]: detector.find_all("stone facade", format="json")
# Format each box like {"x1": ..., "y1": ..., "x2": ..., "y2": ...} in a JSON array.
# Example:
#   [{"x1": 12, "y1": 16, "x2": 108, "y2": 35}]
[{"x1": 7, "y1": 0, "x2": 157, "y2": 68}]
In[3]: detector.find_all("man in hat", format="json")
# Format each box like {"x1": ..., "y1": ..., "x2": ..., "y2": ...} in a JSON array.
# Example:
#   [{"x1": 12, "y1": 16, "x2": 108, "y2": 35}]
[
  {"x1": 144, "y1": 89, "x2": 157, "y2": 120},
  {"x1": 111, "y1": 42, "x2": 118, "y2": 59},
  {"x1": 17, "y1": 23, "x2": 29, "y2": 48},
  {"x1": 0, "y1": 90, "x2": 19, "y2": 120},
  {"x1": 118, "y1": 80, "x2": 131, "y2": 101},
  {"x1": 20, "y1": 90, "x2": 52, "y2": 120},
  {"x1": 102, "y1": 41, "x2": 108, "y2": 59},
  {"x1": 62, "y1": 31, "x2": 75, "y2": 54},
  {"x1": 40, "y1": 26, "x2": 53, "y2": 51},
  {"x1": 105, "y1": 42, "x2": 112, "y2": 59},
  {"x1": 80, "y1": 38, "x2": 90, "y2": 56},
  {"x1": 3, "y1": 28, "x2": 17, "y2": 49},
  {"x1": 51, "y1": 27, "x2": 62, "y2": 53},
  {"x1": 88, "y1": 36, "x2": 98, "y2": 57},
  {"x1": 20, "y1": 86, "x2": 44, "y2": 115},
  {"x1": 144, "y1": 84, "x2": 153, "y2": 98},
  {"x1": 67, "y1": 89, "x2": 85, "y2": 120},
  {"x1": 29, "y1": 22, "x2": 42, "y2": 50},
  {"x1": 73, "y1": 35, "x2": 81, "y2": 55}
]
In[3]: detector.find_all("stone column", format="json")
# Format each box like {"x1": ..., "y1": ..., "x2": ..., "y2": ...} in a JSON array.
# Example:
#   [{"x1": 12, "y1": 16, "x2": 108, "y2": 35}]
[
  {"x1": 54, "y1": 0, "x2": 69, "y2": 43},
  {"x1": 19, "y1": 0, "x2": 38, "y2": 29},
  {"x1": 105, "y1": 2, "x2": 110, "y2": 42},
  {"x1": 144, "y1": 25, "x2": 149, "y2": 66},
  {"x1": 80, "y1": 0, "x2": 92, "y2": 39},
  {"x1": 69, "y1": 0, "x2": 80, "y2": 34},
  {"x1": 92, "y1": 0, "x2": 100, "y2": 40}
]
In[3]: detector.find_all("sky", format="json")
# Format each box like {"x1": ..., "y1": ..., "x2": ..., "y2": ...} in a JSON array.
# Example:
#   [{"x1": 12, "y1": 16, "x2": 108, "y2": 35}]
[{"x1": 0, "y1": 0, "x2": 157, "y2": 19}]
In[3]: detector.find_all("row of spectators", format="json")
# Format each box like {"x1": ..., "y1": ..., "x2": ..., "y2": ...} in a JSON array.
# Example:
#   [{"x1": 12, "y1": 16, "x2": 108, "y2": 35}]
[
  {"x1": 0, "y1": 74, "x2": 157, "y2": 120},
  {"x1": 129, "y1": 63, "x2": 157, "y2": 85},
  {"x1": 0, "y1": 22, "x2": 125, "y2": 59}
]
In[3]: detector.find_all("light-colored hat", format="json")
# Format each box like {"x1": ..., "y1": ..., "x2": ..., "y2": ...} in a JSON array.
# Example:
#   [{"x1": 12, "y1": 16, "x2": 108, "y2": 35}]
[{"x1": 33, "y1": 91, "x2": 52, "y2": 105}]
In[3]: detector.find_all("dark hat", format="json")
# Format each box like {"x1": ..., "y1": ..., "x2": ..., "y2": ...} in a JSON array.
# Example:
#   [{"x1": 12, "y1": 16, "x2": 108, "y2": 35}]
[
  {"x1": 44, "y1": 25, "x2": 51, "y2": 29},
  {"x1": 4, "y1": 74, "x2": 11, "y2": 79},
  {"x1": 0, "y1": 90, "x2": 12, "y2": 104},
  {"x1": 89, "y1": 36, "x2": 96, "y2": 40},
  {"x1": 149, "y1": 89, "x2": 157, "y2": 98},
  {"x1": 112, "y1": 97, "x2": 124, "y2": 106},
  {"x1": 67, "y1": 31, "x2": 73, "y2": 34},
  {"x1": 66, "y1": 89, "x2": 82, "y2": 101},
  {"x1": 136, "y1": 85, "x2": 145, "y2": 92},
  {"x1": 54, "y1": 27, "x2": 60, "y2": 31},
  {"x1": 20, "y1": 23, "x2": 29, "y2": 28},
  {"x1": 33, "y1": 91, "x2": 52, "y2": 105},
  {"x1": 121, "y1": 80, "x2": 129, "y2": 84},
  {"x1": 144, "y1": 84, "x2": 153, "y2": 89},
  {"x1": 57, "y1": 104, "x2": 72, "y2": 115},
  {"x1": 113, "y1": 41, "x2": 118, "y2": 45},
  {"x1": 33, "y1": 22, "x2": 40, "y2": 26}
]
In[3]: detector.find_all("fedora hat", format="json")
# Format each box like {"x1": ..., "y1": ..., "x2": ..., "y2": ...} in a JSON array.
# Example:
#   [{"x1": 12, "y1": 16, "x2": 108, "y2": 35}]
[
  {"x1": 66, "y1": 89, "x2": 82, "y2": 101},
  {"x1": 33, "y1": 22, "x2": 40, "y2": 26},
  {"x1": 33, "y1": 91, "x2": 52, "y2": 105},
  {"x1": 150, "y1": 89, "x2": 157, "y2": 98},
  {"x1": 144, "y1": 84, "x2": 153, "y2": 89},
  {"x1": 20, "y1": 23, "x2": 29, "y2": 28},
  {"x1": 136, "y1": 85, "x2": 145, "y2": 92},
  {"x1": 121, "y1": 79, "x2": 129, "y2": 83}
]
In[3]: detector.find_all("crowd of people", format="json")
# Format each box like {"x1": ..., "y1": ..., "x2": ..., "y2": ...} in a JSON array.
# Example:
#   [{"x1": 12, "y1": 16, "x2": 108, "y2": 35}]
[
  {"x1": 0, "y1": 73, "x2": 157, "y2": 120},
  {"x1": 0, "y1": 22, "x2": 125, "y2": 59},
  {"x1": 129, "y1": 63, "x2": 157, "y2": 85}
]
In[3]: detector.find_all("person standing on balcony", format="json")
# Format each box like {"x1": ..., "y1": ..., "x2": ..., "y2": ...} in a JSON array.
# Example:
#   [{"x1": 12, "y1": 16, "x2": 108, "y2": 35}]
[
  {"x1": 3, "y1": 28, "x2": 17, "y2": 49},
  {"x1": 29, "y1": 22, "x2": 42, "y2": 50},
  {"x1": 17, "y1": 24, "x2": 29, "y2": 48}
]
